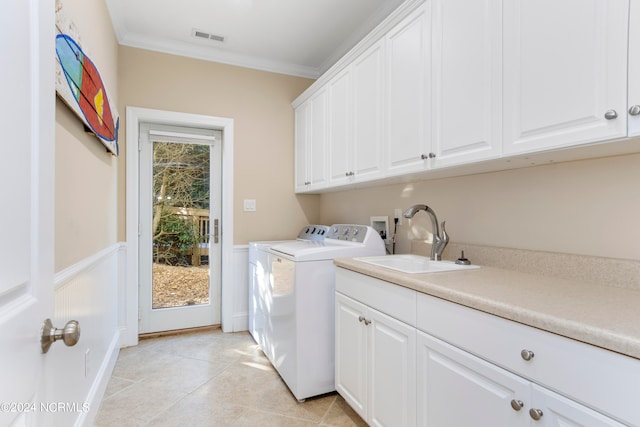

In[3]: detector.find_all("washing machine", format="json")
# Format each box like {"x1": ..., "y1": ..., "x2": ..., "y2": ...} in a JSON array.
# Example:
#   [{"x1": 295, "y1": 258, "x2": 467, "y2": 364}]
[
  {"x1": 264, "y1": 224, "x2": 385, "y2": 401},
  {"x1": 248, "y1": 225, "x2": 329, "y2": 351}
]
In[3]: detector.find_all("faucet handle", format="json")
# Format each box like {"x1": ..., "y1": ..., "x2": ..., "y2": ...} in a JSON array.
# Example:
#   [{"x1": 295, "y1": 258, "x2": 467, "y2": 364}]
[{"x1": 440, "y1": 221, "x2": 449, "y2": 242}]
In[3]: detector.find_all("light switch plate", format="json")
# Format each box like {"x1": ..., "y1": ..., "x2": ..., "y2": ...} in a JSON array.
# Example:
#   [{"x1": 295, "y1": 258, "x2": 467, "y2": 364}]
[{"x1": 243, "y1": 199, "x2": 257, "y2": 212}]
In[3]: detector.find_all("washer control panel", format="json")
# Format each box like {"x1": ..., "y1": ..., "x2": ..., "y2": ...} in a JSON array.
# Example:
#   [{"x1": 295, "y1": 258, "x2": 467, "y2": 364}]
[
  {"x1": 327, "y1": 224, "x2": 370, "y2": 243},
  {"x1": 296, "y1": 225, "x2": 329, "y2": 241}
]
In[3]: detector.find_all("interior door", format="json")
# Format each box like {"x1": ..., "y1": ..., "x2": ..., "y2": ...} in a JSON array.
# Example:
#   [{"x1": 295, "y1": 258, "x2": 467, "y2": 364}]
[
  {"x1": 0, "y1": 0, "x2": 55, "y2": 424},
  {"x1": 139, "y1": 124, "x2": 222, "y2": 333}
]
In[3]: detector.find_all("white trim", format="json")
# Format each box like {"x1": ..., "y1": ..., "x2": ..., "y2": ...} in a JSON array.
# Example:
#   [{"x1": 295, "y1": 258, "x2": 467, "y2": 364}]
[
  {"x1": 148, "y1": 129, "x2": 216, "y2": 141},
  {"x1": 125, "y1": 107, "x2": 235, "y2": 344},
  {"x1": 76, "y1": 331, "x2": 120, "y2": 427},
  {"x1": 231, "y1": 245, "x2": 249, "y2": 332},
  {"x1": 53, "y1": 243, "x2": 121, "y2": 289}
]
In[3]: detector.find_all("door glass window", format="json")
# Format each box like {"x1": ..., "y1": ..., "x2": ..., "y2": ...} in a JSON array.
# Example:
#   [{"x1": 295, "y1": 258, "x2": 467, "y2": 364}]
[{"x1": 152, "y1": 141, "x2": 210, "y2": 309}]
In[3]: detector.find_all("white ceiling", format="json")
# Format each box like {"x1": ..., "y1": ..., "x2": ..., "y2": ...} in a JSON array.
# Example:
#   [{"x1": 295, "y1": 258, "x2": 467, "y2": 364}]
[{"x1": 105, "y1": 0, "x2": 405, "y2": 79}]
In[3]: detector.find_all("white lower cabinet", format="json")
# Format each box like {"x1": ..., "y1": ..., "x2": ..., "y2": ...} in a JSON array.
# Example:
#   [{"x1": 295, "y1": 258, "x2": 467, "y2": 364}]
[
  {"x1": 335, "y1": 292, "x2": 416, "y2": 427},
  {"x1": 417, "y1": 331, "x2": 530, "y2": 426},
  {"x1": 335, "y1": 268, "x2": 635, "y2": 426},
  {"x1": 417, "y1": 331, "x2": 625, "y2": 427}
]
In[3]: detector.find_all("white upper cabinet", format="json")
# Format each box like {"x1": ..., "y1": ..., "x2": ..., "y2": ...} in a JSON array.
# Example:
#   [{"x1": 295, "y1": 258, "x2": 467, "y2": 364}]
[
  {"x1": 294, "y1": 0, "x2": 637, "y2": 193},
  {"x1": 352, "y1": 41, "x2": 386, "y2": 182},
  {"x1": 628, "y1": 0, "x2": 640, "y2": 136},
  {"x1": 294, "y1": 88, "x2": 328, "y2": 192},
  {"x1": 385, "y1": 3, "x2": 432, "y2": 176},
  {"x1": 431, "y1": 0, "x2": 502, "y2": 167},
  {"x1": 503, "y1": 0, "x2": 629, "y2": 155},
  {"x1": 327, "y1": 67, "x2": 353, "y2": 186},
  {"x1": 328, "y1": 41, "x2": 385, "y2": 187}
]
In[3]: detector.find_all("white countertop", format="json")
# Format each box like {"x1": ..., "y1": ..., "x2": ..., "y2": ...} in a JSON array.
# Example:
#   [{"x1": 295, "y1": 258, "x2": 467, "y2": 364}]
[{"x1": 334, "y1": 257, "x2": 640, "y2": 360}]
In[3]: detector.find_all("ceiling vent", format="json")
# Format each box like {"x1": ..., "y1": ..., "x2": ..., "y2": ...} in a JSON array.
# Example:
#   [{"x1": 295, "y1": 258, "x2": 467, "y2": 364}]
[{"x1": 192, "y1": 29, "x2": 225, "y2": 43}]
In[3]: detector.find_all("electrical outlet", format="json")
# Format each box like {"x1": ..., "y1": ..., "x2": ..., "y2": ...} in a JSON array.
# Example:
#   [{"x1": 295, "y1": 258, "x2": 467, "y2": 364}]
[{"x1": 394, "y1": 209, "x2": 403, "y2": 225}]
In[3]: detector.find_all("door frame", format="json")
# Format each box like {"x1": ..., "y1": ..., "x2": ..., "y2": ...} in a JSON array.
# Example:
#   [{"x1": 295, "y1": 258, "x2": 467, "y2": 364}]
[{"x1": 125, "y1": 107, "x2": 234, "y2": 346}]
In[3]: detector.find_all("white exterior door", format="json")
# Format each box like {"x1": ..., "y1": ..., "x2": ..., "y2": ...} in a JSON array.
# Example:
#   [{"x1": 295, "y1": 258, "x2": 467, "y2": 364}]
[
  {"x1": 0, "y1": 0, "x2": 55, "y2": 425},
  {"x1": 139, "y1": 124, "x2": 222, "y2": 334}
]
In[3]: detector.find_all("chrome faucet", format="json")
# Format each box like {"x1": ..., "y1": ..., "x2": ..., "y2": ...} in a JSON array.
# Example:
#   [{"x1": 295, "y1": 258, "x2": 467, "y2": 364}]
[{"x1": 403, "y1": 204, "x2": 449, "y2": 260}]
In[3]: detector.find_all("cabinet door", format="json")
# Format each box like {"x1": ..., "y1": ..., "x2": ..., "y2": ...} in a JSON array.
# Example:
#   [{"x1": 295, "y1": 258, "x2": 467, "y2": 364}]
[
  {"x1": 503, "y1": 0, "x2": 628, "y2": 155},
  {"x1": 417, "y1": 331, "x2": 529, "y2": 427},
  {"x1": 353, "y1": 40, "x2": 385, "y2": 181},
  {"x1": 431, "y1": 0, "x2": 501, "y2": 167},
  {"x1": 328, "y1": 67, "x2": 353, "y2": 185},
  {"x1": 308, "y1": 88, "x2": 328, "y2": 189},
  {"x1": 294, "y1": 102, "x2": 310, "y2": 192},
  {"x1": 629, "y1": 0, "x2": 640, "y2": 136},
  {"x1": 385, "y1": 4, "x2": 431, "y2": 176},
  {"x1": 369, "y1": 308, "x2": 416, "y2": 427},
  {"x1": 294, "y1": 90, "x2": 328, "y2": 192},
  {"x1": 530, "y1": 384, "x2": 626, "y2": 427},
  {"x1": 335, "y1": 293, "x2": 368, "y2": 420}
]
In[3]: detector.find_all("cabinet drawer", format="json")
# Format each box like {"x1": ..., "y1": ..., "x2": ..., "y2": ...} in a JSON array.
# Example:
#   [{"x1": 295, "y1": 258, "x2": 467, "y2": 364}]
[
  {"x1": 416, "y1": 293, "x2": 640, "y2": 426},
  {"x1": 336, "y1": 268, "x2": 416, "y2": 327}
]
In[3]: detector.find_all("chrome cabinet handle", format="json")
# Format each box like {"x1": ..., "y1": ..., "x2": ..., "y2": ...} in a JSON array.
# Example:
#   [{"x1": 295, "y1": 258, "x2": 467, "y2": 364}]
[
  {"x1": 41, "y1": 319, "x2": 80, "y2": 353},
  {"x1": 604, "y1": 110, "x2": 618, "y2": 120},
  {"x1": 629, "y1": 105, "x2": 640, "y2": 116},
  {"x1": 521, "y1": 349, "x2": 535, "y2": 361},
  {"x1": 510, "y1": 399, "x2": 524, "y2": 411},
  {"x1": 358, "y1": 315, "x2": 371, "y2": 325},
  {"x1": 529, "y1": 408, "x2": 544, "y2": 420},
  {"x1": 420, "y1": 153, "x2": 436, "y2": 160}
]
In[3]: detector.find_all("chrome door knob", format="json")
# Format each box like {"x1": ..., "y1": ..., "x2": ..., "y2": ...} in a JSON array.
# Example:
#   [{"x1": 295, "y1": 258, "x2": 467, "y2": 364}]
[
  {"x1": 520, "y1": 349, "x2": 535, "y2": 361},
  {"x1": 510, "y1": 399, "x2": 524, "y2": 411},
  {"x1": 41, "y1": 318, "x2": 80, "y2": 353},
  {"x1": 629, "y1": 105, "x2": 640, "y2": 116},
  {"x1": 604, "y1": 110, "x2": 618, "y2": 120},
  {"x1": 529, "y1": 408, "x2": 544, "y2": 420}
]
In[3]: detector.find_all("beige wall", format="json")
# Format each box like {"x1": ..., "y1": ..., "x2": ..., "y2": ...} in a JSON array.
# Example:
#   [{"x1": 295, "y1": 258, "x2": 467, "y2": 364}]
[
  {"x1": 117, "y1": 47, "x2": 318, "y2": 244},
  {"x1": 319, "y1": 153, "x2": 640, "y2": 261},
  {"x1": 55, "y1": 0, "x2": 119, "y2": 272}
]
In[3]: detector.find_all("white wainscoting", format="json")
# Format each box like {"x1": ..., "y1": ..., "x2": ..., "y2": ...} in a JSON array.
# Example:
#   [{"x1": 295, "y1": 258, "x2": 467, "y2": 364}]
[
  {"x1": 231, "y1": 245, "x2": 249, "y2": 332},
  {"x1": 51, "y1": 243, "x2": 122, "y2": 426}
]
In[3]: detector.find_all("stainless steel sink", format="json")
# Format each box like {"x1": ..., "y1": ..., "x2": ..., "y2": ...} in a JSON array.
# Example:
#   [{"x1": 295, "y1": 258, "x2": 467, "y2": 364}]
[{"x1": 354, "y1": 254, "x2": 479, "y2": 274}]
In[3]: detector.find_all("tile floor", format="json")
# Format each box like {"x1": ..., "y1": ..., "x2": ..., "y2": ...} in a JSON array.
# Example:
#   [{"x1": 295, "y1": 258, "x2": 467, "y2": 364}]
[{"x1": 94, "y1": 329, "x2": 367, "y2": 426}]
